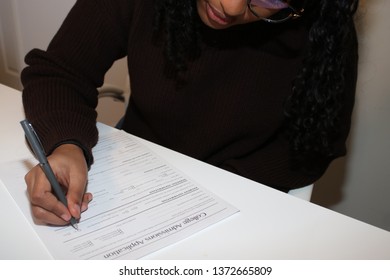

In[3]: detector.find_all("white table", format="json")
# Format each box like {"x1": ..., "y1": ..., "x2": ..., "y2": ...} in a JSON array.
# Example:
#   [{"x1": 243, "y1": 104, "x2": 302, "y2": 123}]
[{"x1": 1, "y1": 83, "x2": 389, "y2": 259}]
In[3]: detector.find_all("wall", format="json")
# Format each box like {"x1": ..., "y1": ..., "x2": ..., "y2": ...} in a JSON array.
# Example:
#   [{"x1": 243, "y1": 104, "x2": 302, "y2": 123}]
[
  {"x1": 312, "y1": 0, "x2": 390, "y2": 231},
  {"x1": 0, "y1": 0, "x2": 128, "y2": 125},
  {"x1": 0, "y1": 0, "x2": 77, "y2": 89}
]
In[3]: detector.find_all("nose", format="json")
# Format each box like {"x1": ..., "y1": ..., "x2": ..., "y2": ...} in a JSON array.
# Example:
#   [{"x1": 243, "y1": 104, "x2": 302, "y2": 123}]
[{"x1": 219, "y1": 0, "x2": 248, "y2": 16}]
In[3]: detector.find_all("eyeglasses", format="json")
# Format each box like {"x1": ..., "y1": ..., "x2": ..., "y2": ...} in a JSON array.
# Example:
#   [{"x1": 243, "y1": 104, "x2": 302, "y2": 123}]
[{"x1": 247, "y1": 0, "x2": 305, "y2": 23}]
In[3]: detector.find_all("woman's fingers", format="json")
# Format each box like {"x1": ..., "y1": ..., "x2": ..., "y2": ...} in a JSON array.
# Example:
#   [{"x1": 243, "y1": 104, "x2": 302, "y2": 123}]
[{"x1": 24, "y1": 144, "x2": 91, "y2": 226}]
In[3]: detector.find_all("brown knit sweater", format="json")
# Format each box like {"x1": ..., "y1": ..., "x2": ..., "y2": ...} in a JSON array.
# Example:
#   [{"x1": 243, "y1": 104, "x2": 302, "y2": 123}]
[{"x1": 21, "y1": 0, "x2": 357, "y2": 192}]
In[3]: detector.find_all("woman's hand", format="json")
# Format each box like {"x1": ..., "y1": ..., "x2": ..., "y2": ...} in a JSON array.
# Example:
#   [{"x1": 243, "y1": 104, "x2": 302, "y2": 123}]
[{"x1": 24, "y1": 144, "x2": 92, "y2": 226}]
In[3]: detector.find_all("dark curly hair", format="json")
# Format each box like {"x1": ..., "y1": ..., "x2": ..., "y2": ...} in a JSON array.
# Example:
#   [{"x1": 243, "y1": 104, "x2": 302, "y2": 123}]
[
  {"x1": 154, "y1": 0, "x2": 200, "y2": 73},
  {"x1": 153, "y1": 0, "x2": 359, "y2": 173},
  {"x1": 286, "y1": 0, "x2": 359, "y2": 173}
]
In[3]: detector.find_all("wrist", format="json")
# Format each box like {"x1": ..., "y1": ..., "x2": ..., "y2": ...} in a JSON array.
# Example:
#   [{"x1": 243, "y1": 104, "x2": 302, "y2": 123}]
[{"x1": 51, "y1": 140, "x2": 93, "y2": 169}]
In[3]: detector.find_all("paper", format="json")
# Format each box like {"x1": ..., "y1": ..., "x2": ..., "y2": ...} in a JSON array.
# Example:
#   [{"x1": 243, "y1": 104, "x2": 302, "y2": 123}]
[{"x1": 0, "y1": 130, "x2": 238, "y2": 259}]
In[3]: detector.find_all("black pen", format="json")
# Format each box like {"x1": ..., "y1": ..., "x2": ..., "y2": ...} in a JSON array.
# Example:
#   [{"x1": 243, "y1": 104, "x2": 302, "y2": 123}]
[{"x1": 20, "y1": 119, "x2": 78, "y2": 230}]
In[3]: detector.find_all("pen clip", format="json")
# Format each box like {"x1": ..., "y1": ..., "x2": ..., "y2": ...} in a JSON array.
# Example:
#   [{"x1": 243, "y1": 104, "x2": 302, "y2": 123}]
[{"x1": 20, "y1": 119, "x2": 47, "y2": 163}]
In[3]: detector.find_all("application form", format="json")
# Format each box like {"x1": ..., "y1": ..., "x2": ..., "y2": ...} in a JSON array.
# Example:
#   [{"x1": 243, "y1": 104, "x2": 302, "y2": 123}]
[{"x1": 0, "y1": 130, "x2": 238, "y2": 259}]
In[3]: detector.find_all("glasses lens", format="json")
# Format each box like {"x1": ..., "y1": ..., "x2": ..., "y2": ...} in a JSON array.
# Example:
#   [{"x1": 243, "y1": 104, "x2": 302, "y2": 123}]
[
  {"x1": 248, "y1": 0, "x2": 300, "y2": 23},
  {"x1": 250, "y1": 0, "x2": 289, "y2": 10},
  {"x1": 266, "y1": 7, "x2": 294, "y2": 22}
]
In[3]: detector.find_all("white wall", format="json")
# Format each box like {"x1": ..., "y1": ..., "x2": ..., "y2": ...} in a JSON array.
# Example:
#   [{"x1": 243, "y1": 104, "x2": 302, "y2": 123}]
[
  {"x1": 0, "y1": 0, "x2": 76, "y2": 89},
  {"x1": 0, "y1": 0, "x2": 128, "y2": 125},
  {"x1": 312, "y1": 0, "x2": 390, "y2": 231}
]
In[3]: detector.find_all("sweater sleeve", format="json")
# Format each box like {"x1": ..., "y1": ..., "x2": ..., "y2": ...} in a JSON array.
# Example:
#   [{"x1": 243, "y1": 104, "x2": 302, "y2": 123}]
[{"x1": 21, "y1": 0, "x2": 131, "y2": 165}]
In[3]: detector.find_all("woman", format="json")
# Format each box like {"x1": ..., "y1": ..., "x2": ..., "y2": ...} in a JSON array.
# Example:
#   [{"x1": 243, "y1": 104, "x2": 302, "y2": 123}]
[{"x1": 21, "y1": 0, "x2": 359, "y2": 226}]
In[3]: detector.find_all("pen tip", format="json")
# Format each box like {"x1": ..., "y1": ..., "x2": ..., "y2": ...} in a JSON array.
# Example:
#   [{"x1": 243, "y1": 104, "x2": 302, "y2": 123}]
[
  {"x1": 72, "y1": 223, "x2": 79, "y2": 230},
  {"x1": 70, "y1": 218, "x2": 79, "y2": 230}
]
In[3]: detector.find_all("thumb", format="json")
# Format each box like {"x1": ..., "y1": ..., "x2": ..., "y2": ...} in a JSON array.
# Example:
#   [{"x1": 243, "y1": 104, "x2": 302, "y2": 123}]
[
  {"x1": 66, "y1": 172, "x2": 88, "y2": 220},
  {"x1": 50, "y1": 143, "x2": 89, "y2": 220}
]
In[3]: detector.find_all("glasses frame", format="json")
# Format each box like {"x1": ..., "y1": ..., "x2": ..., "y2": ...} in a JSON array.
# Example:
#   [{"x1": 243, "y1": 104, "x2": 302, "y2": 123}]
[{"x1": 247, "y1": 0, "x2": 305, "y2": 23}]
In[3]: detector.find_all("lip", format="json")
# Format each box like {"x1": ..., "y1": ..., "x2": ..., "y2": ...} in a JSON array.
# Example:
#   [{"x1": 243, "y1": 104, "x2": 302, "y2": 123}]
[{"x1": 206, "y1": 3, "x2": 233, "y2": 26}]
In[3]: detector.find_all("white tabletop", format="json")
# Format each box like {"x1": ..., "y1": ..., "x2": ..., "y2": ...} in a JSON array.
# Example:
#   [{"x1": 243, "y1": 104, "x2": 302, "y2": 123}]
[{"x1": 1, "y1": 83, "x2": 389, "y2": 260}]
